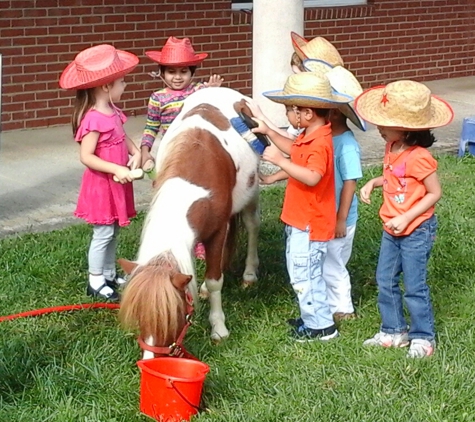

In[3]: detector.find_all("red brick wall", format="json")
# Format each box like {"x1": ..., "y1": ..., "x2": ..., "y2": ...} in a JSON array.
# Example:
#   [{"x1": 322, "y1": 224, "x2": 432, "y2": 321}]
[{"x1": 0, "y1": 0, "x2": 474, "y2": 131}]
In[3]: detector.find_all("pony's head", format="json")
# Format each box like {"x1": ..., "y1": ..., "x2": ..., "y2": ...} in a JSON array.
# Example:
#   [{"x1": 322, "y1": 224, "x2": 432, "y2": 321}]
[{"x1": 118, "y1": 253, "x2": 192, "y2": 348}]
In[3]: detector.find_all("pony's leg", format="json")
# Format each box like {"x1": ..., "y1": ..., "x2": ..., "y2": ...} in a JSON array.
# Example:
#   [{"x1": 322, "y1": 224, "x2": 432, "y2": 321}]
[
  {"x1": 241, "y1": 195, "x2": 260, "y2": 288},
  {"x1": 203, "y1": 229, "x2": 229, "y2": 342},
  {"x1": 143, "y1": 335, "x2": 155, "y2": 360}
]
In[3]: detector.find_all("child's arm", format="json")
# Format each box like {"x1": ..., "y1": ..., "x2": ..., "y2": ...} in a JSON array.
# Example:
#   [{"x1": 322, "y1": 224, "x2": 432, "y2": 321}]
[
  {"x1": 260, "y1": 169, "x2": 289, "y2": 185},
  {"x1": 385, "y1": 172, "x2": 441, "y2": 235},
  {"x1": 245, "y1": 99, "x2": 297, "y2": 140},
  {"x1": 360, "y1": 176, "x2": 384, "y2": 204},
  {"x1": 141, "y1": 95, "x2": 161, "y2": 166},
  {"x1": 125, "y1": 135, "x2": 142, "y2": 170},
  {"x1": 336, "y1": 180, "x2": 357, "y2": 238},
  {"x1": 252, "y1": 120, "x2": 294, "y2": 155},
  {"x1": 80, "y1": 131, "x2": 132, "y2": 184},
  {"x1": 263, "y1": 143, "x2": 320, "y2": 186}
]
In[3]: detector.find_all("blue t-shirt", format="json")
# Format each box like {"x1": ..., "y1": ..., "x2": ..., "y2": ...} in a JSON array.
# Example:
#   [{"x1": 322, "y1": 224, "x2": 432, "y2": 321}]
[{"x1": 333, "y1": 130, "x2": 363, "y2": 227}]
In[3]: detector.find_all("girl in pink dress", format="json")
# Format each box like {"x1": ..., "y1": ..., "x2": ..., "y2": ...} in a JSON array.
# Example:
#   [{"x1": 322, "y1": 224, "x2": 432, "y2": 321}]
[{"x1": 60, "y1": 44, "x2": 141, "y2": 301}]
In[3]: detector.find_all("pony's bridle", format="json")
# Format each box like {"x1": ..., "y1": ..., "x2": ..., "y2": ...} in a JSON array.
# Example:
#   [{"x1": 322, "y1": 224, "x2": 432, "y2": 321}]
[{"x1": 137, "y1": 291, "x2": 194, "y2": 358}]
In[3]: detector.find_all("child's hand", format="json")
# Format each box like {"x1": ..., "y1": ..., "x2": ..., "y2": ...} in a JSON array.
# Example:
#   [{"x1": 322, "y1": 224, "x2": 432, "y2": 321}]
[
  {"x1": 114, "y1": 166, "x2": 133, "y2": 184},
  {"x1": 244, "y1": 98, "x2": 265, "y2": 121},
  {"x1": 360, "y1": 181, "x2": 374, "y2": 204},
  {"x1": 262, "y1": 144, "x2": 285, "y2": 167},
  {"x1": 251, "y1": 118, "x2": 269, "y2": 135},
  {"x1": 335, "y1": 218, "x2": 347, "y2": 238},
  {"x1": 259, "y1": 172, "x2": 276, "y2": 185},
  {"x1": 128, "y1": 152, "x2": 141, "y2": 170},
  {"x1": 204, "y1": 74, "x2": 224, "y2": 87},
  {"x1": 385, "y1": 215, "x2": 410, "y2": 235},
  {"x1": 141, "y1": 151, "x2": 154, "y2": 169}
]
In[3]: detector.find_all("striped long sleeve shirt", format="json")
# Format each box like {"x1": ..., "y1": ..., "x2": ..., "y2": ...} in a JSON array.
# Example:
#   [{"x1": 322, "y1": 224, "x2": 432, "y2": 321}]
[{"x1": 141, "y1": 82, "x2": 205, "y2": 148}]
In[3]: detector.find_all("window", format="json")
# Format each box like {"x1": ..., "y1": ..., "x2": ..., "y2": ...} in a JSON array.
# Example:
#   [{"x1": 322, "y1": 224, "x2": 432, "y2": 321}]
[{"x1": 231, "y1": 0, "x2": 366, "y2": 9}]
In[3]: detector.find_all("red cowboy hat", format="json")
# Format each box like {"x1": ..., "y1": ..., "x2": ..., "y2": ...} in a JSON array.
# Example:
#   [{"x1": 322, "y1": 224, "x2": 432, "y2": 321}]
[
  {"x1": 145, "y1": 36, "x2": 208, "y2": 67},
  {"x1": 59, "y1": 44, "x2": 139, "y2": 90}
]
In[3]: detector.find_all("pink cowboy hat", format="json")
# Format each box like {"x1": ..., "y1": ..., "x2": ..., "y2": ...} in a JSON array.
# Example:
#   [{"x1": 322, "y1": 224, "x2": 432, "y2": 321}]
[
  {"x1": 59, "y1": 44, "x2": 139, "y2": 90},
  {"x1": 145, "y1": 36, "x2": 208, "y2": 66}
]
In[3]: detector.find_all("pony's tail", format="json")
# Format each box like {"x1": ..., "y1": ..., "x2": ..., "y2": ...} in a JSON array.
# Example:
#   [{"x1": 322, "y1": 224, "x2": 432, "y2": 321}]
[
  {"x1": 119, "y1": 264, "x2": 185, "y2": 345},
  {"x1": 223, "y1": 214, "x2": 240, "y2": 271}
]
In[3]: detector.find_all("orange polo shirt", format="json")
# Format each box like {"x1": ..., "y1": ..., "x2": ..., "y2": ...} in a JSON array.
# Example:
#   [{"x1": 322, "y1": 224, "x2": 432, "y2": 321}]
[
  {"x1": 281, "y1": 123, "x2": 336, "y2": 242},
  {"x1": 380, "y1": 143, "x2": 438, "y2": 236}
]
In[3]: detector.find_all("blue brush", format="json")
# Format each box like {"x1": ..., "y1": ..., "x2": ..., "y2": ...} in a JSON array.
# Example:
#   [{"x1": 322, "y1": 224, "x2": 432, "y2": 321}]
[{"x1": 230, "y1": 116, "x2": 267, "y2": 155}]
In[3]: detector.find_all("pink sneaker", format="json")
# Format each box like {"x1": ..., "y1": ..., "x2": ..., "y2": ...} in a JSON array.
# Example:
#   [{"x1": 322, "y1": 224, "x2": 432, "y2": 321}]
[{"x1": 194, "y1": 242, "x2": 206, "y2": 260}]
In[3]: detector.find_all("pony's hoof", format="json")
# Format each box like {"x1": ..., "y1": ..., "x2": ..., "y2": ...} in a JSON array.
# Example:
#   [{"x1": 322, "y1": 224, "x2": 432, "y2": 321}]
[
  {"x1": 211, "y1": 329, "x2": 229, "y2": 343},
  {"x1": 199, "y1": 283, "x2": 210, "y2": 299},
  {"x1": 241, "y1": 276, "x2": 257, "y2": 289},
  {"x1": 199, "y1": 290, "x2": 210, "y2": 300}
]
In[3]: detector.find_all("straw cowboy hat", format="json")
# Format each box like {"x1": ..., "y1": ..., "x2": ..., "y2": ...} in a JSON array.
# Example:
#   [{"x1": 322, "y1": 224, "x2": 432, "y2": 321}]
[
  {"x1": 263, "y1": 72, "x2": 352, "y2": 109},
  {"x1": 304, "y1": 59, "x2": 367, "y2": 131},
  {"x1": 354, "y1": 80, "x2": 454, "y2": 130},
  {"x1": 59, "y1": 44, "x2": 139, "y2": 90},
  {"x1": 291, "y1": 32, "x2": 344, "y2": 67},
  {"x1": 146, "y1": 36, "x2": 208, "y2": 66}
]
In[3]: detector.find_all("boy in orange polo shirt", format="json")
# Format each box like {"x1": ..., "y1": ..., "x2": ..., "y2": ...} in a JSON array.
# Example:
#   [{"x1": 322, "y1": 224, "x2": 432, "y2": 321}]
[{"x1": 254, "y1": 72, "x2": 352, "y2": 341}]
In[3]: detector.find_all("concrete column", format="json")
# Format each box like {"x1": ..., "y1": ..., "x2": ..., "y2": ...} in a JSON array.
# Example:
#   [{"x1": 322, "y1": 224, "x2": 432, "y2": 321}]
[{"x1": 252, "y1": 0, "x2": 304, "y2": 127}]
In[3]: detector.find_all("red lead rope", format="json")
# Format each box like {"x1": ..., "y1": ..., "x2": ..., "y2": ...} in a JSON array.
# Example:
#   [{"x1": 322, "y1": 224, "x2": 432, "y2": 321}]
[{"x1": 0, "y1": 303, "x2": 120, "y2": 322}]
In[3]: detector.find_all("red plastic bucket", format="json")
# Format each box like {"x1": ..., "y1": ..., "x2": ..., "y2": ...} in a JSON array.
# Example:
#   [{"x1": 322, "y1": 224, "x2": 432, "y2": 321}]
[{"x1": 137, "y1": 357, "x2": 210, "y2": 422}]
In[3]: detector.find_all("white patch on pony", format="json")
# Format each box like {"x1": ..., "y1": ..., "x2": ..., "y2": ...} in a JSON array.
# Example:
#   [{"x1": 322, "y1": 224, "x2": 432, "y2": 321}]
[{"x1": 137, "y1": 177, "x2": 208, "y2": 301}]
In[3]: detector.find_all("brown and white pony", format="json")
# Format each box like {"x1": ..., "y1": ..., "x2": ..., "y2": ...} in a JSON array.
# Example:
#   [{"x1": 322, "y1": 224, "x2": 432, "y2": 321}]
[{"x1": 119, "y1": 87, "x2": 260, "y2": 359}]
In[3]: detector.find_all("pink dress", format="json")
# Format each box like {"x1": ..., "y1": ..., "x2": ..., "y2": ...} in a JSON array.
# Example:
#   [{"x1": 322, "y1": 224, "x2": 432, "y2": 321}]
[{"x1": 74, "y1": 108, "x2": 136, "y2": 227}]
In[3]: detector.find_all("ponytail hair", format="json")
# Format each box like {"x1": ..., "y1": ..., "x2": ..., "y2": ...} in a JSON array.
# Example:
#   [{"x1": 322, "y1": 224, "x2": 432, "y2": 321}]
[
  {"x1": 72, "y1": 88, "x2": 96, "y2": 137},
  {"x1": 404, "y1": 130, "x2": 436, "y2": 148}
]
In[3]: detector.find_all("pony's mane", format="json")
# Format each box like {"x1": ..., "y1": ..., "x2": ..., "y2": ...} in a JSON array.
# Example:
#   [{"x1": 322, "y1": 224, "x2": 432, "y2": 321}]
[
  {"x1": 153, "y1": 127, "x2": 215, "y2": 192},
  {"x1": 119, "y1": 253, "x2": 186, "y2": 346}
]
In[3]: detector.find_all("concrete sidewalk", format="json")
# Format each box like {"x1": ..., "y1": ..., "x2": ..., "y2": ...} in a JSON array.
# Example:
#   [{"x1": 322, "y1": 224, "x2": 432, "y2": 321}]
[{"x1": 1, "y1": 76, "x2": 474, "y2": 237}]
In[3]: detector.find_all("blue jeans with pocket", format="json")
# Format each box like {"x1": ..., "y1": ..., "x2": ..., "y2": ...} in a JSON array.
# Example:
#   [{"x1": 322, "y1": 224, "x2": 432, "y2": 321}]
[
  {"x1": 285, "y1": 225, "x2": 334, "y2": 330},
  {"x1": 376, "y1": 215, "x2": 437, "y2": 341}
]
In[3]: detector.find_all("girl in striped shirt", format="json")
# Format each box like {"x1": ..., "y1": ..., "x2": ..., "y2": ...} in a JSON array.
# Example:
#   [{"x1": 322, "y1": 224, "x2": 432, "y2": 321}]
[{"x1": 141, "y1": 36, "x2": 223, "y2": 170}]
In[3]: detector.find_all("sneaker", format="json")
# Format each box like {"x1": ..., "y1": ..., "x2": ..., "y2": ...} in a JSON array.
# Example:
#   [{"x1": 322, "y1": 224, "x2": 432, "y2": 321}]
[
  {"x1": 291, "y1": 324, "x2": 339, "y2": 342},
  {"x1": 287, "y1": 317, "x2": 303, "y2": 328},
  {"x1": 363, "y1": 331, "x2": 409, "y2": 348},
  {"x1": 407, "y1": 339, "x2": 435, "y2": 358}
]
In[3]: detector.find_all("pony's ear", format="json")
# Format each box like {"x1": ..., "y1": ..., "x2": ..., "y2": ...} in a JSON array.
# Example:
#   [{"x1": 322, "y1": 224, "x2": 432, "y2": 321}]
[
  {"x1": 171, "y1": 273, "x2": 193, "y2": 291},
  {"x1": 118, "y1": 258, "x2": 138, "y2": 275}
]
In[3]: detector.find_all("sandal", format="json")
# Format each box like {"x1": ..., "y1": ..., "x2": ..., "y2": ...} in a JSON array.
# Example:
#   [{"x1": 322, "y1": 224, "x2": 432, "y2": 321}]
[{"x1": 86, "y1": 282, "x2": 120, "y2": 302}]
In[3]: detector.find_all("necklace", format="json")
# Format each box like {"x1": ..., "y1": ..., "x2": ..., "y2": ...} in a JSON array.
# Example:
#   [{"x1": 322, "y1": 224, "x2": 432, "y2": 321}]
[{"x1": 384, "y1": 143, "x2": 409, "y2": 171}]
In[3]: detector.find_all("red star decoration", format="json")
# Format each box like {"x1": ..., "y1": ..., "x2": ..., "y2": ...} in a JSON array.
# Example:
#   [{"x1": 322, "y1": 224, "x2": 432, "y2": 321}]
[{"x1": 381, "y1": 93, "x2": 389, "y2": 106}]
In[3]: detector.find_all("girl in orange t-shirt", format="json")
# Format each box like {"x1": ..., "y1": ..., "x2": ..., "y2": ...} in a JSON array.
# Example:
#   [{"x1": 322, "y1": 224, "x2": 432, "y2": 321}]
[{"x1": 355, "y1": 80, "x2": 454, "y2": 358}]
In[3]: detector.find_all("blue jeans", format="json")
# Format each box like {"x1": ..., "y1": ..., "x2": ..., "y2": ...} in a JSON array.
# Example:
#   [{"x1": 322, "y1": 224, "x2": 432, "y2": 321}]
[
  {"x1": 285, "y1": 225, "x2": 334, "y2": 330},
  {"x1": 376, "y1": 215, "x2": 437, "y2": 341}
]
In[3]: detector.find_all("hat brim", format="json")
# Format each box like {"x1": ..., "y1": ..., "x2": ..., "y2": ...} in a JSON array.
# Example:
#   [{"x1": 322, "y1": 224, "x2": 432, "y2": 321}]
[
  {"x1": 339, "y1": 103, "x2": 367, "y2": 131},
  {"x1": 303, "y1": 58, "x2": 333, "y2": 74},
  {"x1": 59, "y1": 50, "x2": 139, "y2": 90},
  {"x1": 291, "y1": 32, "x2": 309, "y2": 61},
  {"x1": 145, "y1": 51, "x2": 208, "y2": 66},
  {"x1": 263, "y1": 90, "x2": 352, "y2": 109},
  {"x1": 354, "y1": 86, "x2": 454, "y2": 130}
]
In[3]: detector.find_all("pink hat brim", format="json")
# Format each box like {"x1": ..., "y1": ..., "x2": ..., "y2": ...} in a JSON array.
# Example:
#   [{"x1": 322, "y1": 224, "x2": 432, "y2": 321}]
[
  {"x1": 145, "y1": 51, "x2": 208, "y2": 66},
  {"x1": 59, "y1": 50, "x2": 139, "y2": 90}
]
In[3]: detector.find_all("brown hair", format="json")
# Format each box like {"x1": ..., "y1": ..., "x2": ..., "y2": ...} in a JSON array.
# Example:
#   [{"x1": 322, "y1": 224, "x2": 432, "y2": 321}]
[
  {"x1": 290, "y1": 52, "x2": 305, "y2": 72},
  {"x1": 71, "y1": 88, "x2": 96, "y2": 137}
]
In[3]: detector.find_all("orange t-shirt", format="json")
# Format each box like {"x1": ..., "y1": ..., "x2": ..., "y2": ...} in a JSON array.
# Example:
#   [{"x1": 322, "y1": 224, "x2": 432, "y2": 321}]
[
  {"x1": 280, "y1": 123, "x2": 336, "y2": 242},
  {"x1": 380, "y1": 142, "x2": 438, "y2": 236}
]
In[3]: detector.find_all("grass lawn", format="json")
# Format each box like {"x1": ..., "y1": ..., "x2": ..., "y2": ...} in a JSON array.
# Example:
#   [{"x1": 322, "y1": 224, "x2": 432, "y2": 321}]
[{"x1": 1, "y1": 155, "x2": 475, "y2": 422}]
